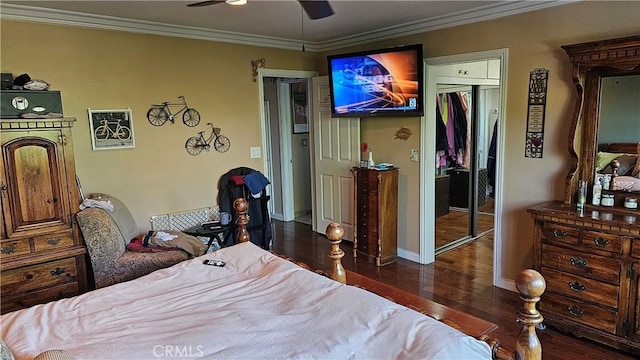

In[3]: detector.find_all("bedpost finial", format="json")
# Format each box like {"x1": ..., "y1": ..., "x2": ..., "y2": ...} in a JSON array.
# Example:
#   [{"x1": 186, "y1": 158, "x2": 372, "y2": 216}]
[
  {"x1": 233, "y1": 198, "x2": 248, "y2": 213},
  {"x1": 326, "y1": 222, "x2": 344, "y2": 242},
  {"x1": 326, "y1": 222, "x2": 346, "y2": 284},
  {"x1": 234, "y1": 198, "x2": 250, "y2": 243},
  {"x1": 516, "y1": 269, "x2": 546, "y2": 300},
  {"x1": 514, "y1": 269, "x2": 545, "y2": 360}
]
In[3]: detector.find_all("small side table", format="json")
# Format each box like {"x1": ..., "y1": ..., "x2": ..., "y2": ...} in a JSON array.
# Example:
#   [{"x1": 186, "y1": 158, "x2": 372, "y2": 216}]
[{"x1": 183, "y1": 224, "x2": 232, "y2": 253}]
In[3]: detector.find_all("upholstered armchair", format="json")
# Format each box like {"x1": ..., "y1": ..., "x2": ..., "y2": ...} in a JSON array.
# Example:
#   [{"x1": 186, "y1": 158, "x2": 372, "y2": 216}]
[{"x1": 76, "y1": 194, "x2": 190, "y2": 289}]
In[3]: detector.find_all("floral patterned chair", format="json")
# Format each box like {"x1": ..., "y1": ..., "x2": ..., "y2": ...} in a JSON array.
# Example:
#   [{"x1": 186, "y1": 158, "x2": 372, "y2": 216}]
[{"x1": 76, "y1": 194, "x2": 190, "y2": 289}]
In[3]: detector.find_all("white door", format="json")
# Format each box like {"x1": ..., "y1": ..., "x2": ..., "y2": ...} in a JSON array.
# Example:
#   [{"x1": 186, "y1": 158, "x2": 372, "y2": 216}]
[{"x1": 312, "y1": 76, "x2": 359, "y2": 240}]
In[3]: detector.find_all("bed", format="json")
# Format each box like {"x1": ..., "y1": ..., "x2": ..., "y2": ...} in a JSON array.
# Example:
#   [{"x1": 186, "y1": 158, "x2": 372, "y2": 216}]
[
  {"x1": 597, "y1": 142, "x2": 640, "y2": 191},
  {"x1": 0, "y1": 199, "x2": 545, "y2": 360}
]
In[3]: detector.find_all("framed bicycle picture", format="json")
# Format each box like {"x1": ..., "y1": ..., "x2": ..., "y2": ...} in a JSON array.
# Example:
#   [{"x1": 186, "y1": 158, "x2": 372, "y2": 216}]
[{"x1": 88, "y1": 108, "x2": 135, "y2": 150}]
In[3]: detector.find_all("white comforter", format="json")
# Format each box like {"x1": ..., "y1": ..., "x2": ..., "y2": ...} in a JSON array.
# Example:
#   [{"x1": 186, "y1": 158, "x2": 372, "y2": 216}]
[{"x1": 1, "y1": 242, "x2": 491, "y2": 359}]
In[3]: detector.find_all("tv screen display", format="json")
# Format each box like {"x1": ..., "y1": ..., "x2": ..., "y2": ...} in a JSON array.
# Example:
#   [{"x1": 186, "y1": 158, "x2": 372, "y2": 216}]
[{"x1": 328, "y1": 44, "x2": 423, "y2": 117}]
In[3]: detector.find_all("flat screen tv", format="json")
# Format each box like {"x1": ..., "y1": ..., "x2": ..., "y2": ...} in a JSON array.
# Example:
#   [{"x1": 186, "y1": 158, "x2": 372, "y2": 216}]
[{"x1": 327, "y1": 44, "x2": 424, "y2": 117}]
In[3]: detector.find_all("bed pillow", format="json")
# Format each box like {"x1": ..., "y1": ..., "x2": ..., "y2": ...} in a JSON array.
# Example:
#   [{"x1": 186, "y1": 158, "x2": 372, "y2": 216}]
[
  {"x1": 596, "y1": 152, "x2": 622, "y2": 172},
  {"x1": 0, "y1": 338, "x2": 14, "y2": 360},
  {"x1": 601, "y1": 154, "x2": 638, "y2": 176},
  {"x1": 89, "y1": 193, "x2": 138, "y2": 244},
  {"x1": 613, "y1": 176, "x2": 640, "y2": 192}
]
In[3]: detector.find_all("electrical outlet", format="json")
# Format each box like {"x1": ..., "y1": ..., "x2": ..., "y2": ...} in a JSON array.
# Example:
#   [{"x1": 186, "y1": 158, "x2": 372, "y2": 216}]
[
  {"x1": 410, "y1": 148, "x2": 419, "y2": 162},
  {"x1": 250, "y1": 147, "x2": 261, "y2": 159}
]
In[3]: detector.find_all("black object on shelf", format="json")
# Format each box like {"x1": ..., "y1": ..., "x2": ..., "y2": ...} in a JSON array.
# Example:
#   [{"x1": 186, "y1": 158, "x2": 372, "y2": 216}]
[{"x1": 449, "y1": 168, "x2": 487, "y2": 208}]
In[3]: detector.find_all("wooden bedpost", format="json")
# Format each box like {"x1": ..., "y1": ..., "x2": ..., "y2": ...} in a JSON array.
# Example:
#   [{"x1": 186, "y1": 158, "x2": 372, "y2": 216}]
[
  {"x1": 234, "y1": 198, "x2": 251, "y2": 243},
  {"x1": 482, "y1": 269, "x2": 545, "y2": 360},
  {"x1": 326, "y1": 222, "x2": 346, "y2": 284},
  {"x1": 514, "y1": 269, "x2": 546, "y2": 360}
]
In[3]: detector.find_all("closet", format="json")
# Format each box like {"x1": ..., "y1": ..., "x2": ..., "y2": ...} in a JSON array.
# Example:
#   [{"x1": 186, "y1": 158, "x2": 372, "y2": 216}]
[{"x1": 433, "y1": 60, "x2": 500, "y2": 254}]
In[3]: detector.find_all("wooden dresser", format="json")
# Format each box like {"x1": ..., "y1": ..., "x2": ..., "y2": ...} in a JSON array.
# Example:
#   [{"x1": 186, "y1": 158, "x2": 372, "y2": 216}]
[
  {"x1": 1, "y1": 118, "x2": 88, "y2": 314},
  {"x1": 528, "y1": 201, "x2": 640, "y2": 353},
  {"x1": 352, "y1": 167, "x2": 398, "y2": 266}
]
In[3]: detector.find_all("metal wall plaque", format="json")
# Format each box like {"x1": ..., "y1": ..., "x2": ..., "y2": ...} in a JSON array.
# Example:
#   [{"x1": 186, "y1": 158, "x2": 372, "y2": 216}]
[{"x1": 525, "y1": 68, "x2": 549, "y2": 158}]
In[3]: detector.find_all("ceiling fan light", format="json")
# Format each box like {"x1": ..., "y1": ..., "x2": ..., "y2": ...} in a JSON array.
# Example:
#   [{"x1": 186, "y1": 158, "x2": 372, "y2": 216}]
[{"x1": 225, "y1": 0, "x2": 247, "y2": 5}]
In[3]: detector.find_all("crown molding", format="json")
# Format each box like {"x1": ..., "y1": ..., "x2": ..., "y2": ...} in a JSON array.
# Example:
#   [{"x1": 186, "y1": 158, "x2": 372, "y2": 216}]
[
  {"x1": 0, "y1": 4, "x2": 313, "y2": 51},
  {"x1": 316, "y1": 1, "x2": 575, "y2": 51},
  {"x1": 1, "y1": 2, "x2": 573, "y2": 53}
]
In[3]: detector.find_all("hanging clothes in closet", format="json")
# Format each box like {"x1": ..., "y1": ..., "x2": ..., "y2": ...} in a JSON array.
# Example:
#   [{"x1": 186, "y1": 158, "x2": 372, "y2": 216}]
[
  {"x1": 487, "y1": 121, "x2": 498, "y2": 195},
  {"x1": 435, "y1": 92, "x2": 469, "y2": 170}
]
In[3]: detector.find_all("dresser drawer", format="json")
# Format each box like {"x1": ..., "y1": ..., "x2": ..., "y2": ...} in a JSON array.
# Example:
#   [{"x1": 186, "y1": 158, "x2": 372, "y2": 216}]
[
  {"x1": 1, "y1": 257, "x2": 78, "y2": 293},
  {"x1": 541, "y1": 244, "x2": 622, "y2": 284},
  {"x1": 541, "y1": 292, "x2": 617, "y2": 334},
  {"x1": 542, "y1": 223, "x2": 579, "y2": 245},
  {"x1": 1, "y1": 282, "x2": 79, "y2": 314},
  {"x1": 541, "y1": 267, "x2": 619, "y2": 308},
  {"x1": 581, "y1": 231, "x2": 623, "y2": 254},
  {"x1": 32, "y1": 232, "x2": 74, "y2": 252},
  {"x1": 0, "y1": 239, "x2": 31, "y2": 259}
]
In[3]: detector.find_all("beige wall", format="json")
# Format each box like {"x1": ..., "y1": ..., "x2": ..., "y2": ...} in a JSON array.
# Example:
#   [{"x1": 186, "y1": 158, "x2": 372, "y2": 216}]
[
  {"x1": 1, "y1": 21, "x2": 317, "y2": 230},
  {"x1": 2, "y1": 0, "x2": 639, "y2": 281},
  {"x1": 329, "y1": 1, "x2": 640, "y2": 279},
  {"x1": 360, "y1": 117, "x2": 421, "y2": 253}
]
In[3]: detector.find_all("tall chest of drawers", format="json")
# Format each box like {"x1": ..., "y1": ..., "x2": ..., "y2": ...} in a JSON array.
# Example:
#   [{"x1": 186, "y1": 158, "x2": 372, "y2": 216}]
[
  {"x1": 528, "y1": 201, "x2": 640, "y2": 354},
  {"x1": 1, "y1": 118, "x2": 88, "y2": 314},
  {"x1": 352, "y1": 167, "x2": 398, "y2": 266}
]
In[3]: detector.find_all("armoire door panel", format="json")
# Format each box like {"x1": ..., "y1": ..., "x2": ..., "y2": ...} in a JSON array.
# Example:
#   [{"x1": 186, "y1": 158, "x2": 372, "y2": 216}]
[{"x1": 2, "y1": 134, "x2": 70, "y2": 238}]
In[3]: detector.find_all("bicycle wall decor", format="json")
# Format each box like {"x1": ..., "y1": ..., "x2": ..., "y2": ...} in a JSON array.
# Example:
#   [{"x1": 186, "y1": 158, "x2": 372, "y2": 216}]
[
  {"x1": 185, "y1": 122, "x2": 231, "y2": 155},
  {"x1": 147, "y1": 96, "x2": 200, "y2": 127},
  {"x1": 88, "y1": 108, "x2": 135, "y2": 150}
]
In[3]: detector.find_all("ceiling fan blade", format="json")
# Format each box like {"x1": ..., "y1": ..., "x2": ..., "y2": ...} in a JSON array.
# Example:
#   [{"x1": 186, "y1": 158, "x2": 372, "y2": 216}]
[
  {"x1": 187, "y1": 1, "x2": 224, "y2": 7},
  {"x1": 298, "y1": 0, "x2": 334, "y2": 20}
]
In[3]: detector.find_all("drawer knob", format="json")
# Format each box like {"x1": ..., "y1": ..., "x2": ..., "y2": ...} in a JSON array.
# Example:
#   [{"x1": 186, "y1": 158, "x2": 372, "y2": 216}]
[
  {"x1": 1, "y1": 244, "x2": 16, "y2": 254},
  {"x1": 567, "y1": 305, "x2": 584, "y2": 317},
  {"x1": 50, "y1": 267, "x2": 67, "y2": 276},
  {"x1": 568, "y1": 281, "x2": 586, "y2": 292},
  {"x1": 47, "y1": 238, "x2": 61, "y2": 246},
  {"x1": 570, "y1": 256, "x2": 588, "y2": 269},
  {"x1": 552, "y1": 229, "x2": 567, "y2": 238},
  {"x1": 593, "y1": 237, "x2": 610, "y2": 247}
]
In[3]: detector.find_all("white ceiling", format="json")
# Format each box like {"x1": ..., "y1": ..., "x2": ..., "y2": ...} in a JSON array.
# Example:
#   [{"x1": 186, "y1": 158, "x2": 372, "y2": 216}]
[{"x1": 1, "y1": 1, "x2": 570, "y2": 51}]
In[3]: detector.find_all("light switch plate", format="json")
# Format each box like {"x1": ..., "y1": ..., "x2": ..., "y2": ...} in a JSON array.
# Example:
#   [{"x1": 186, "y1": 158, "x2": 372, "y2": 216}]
[
  {"x1": 250, "y1": 147, "x2": 261, "y2": 159},
  {"x1": 410, "y1": 148, "x2": 419, "y2": 162}
]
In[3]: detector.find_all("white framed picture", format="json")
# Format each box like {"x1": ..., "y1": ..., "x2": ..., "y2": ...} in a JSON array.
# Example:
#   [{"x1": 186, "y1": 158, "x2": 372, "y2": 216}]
[{"x1": 88, "y1": 108, "x2": 135, "y2": 150}]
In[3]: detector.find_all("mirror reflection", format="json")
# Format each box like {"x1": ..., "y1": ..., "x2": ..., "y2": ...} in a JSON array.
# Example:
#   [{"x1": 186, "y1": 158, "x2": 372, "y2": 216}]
[{"x1": 596, "y1": 74, "x2": 640, "y2": 192}]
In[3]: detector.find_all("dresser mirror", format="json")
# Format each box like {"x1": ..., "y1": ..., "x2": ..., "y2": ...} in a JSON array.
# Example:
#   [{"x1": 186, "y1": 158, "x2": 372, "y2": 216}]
[{"x1": 562, "y1": 36, "x2": 640, "y2": 206}]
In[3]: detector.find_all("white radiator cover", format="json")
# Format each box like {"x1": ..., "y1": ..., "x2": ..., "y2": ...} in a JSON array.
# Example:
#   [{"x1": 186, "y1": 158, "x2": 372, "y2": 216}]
[{"x1": 149, "y1": 206, "x2": 219, "y2": 231}]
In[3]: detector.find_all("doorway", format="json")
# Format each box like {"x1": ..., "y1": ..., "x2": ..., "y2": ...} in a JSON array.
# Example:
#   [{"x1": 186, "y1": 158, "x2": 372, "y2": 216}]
[
  {"x1": 258, "y1": 70, "x2": 317, "y2": 225},
  {"x1": 420, "y1": 49, "x2": 510, "y2": 289}
]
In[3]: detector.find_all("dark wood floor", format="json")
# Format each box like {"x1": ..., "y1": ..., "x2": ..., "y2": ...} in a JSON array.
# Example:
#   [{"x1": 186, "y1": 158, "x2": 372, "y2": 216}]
[{"x1": 271, "y1": 220, "x2": 636, "y2": 360}]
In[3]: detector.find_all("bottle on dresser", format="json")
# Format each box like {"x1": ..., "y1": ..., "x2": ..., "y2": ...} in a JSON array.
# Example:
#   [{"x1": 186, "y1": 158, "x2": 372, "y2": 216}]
[
  {"x1": 592, "y1": 176, "x2": 602, "y2": 205},
  {"x1": 602, "y1": 173, "x2": 612, "y2": 190}
]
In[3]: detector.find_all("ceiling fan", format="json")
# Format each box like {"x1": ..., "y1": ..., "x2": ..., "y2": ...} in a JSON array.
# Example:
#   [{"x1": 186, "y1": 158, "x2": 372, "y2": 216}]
[{"x1": 187, "y1": 0, "x2": 334, "y2": 20}]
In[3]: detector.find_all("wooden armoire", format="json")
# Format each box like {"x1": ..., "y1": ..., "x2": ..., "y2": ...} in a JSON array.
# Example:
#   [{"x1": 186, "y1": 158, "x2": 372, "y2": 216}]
[{"x1": 1, "y1": 118, "x2": 88, "y2": 314}]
